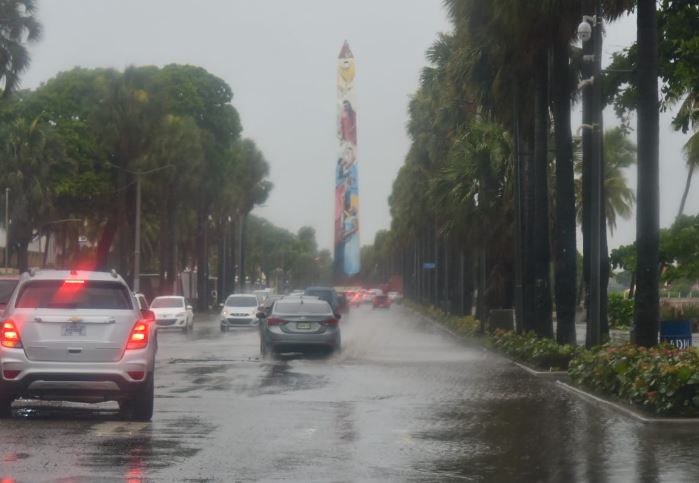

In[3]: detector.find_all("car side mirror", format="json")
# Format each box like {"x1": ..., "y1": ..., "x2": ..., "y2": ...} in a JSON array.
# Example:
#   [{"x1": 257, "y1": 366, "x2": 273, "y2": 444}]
[
  {"x1": 256, "y1": 311, "x2": 266, "y2": 319},
  {"x1": 186, "y1": 305, "x2": 193, "y2": 311},
  {"x1": 141, "y1": 309, "x2": 156, "y2": 322}
]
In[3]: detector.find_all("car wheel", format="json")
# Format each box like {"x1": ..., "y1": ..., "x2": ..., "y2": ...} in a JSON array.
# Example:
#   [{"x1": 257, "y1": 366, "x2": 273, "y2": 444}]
[
  {"x1": 220, "y1": 324, "x2": 227, "y2": 332},
  {"x1": 121, "y1": 373, "x2": 154, "y2": 421},
  {"x1": 0, "y1": 394, "x2": 13, "y2": 419}
]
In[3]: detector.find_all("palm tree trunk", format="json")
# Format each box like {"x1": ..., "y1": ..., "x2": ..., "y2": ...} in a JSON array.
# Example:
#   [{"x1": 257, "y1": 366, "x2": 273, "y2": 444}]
[
  {"x1": 634, "y1": 0, "x2": 660, "y2": 347},
  {"x1": 552, "y1": 37, "x2": 577, "y2": 345},
  {"x1": 533, "y1": 49, "x2": 553, "y2": 338},
  {"x1": 678, "y1": 163, "x2": 694, "y2": 218}
]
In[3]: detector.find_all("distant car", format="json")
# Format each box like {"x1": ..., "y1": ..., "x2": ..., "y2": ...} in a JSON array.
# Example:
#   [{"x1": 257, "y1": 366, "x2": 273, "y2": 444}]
[
  {"x1": 387, "y1": 291, "x2": 403, "y2": 304},
  {"x1": 304, "y1": 287, "x2": 340, "y2": 313},
  {"x1": 337, "y1": 292, "x2": 348, "y2": 312},
  {"x1": 0, "y1": 275, "x2": 20, "y2": 313},
  {"x1": 260, "y1": 294, "x2": 284, "y2": 318},
  {"x1": 0, "y1": 269, "x2": 157, "y2": 420},
  {"x1": 361, "y1": 291, "x2": 374, "y2": 304},
  {"x1": 151, "y1": 296, "x2": 193, "y2": 332},
  {"x1": 258, "y1": 298, "x2": 341, "y2": 356},
  {"x1": 373, "y1": 294, "x2": 391, "y2": 309},
  {"x1": 134, "y1": 293, "x2": 149, "y2": 311},
  {"x1": 220, "y1": 294, "x2": 260, "y2": 330}
]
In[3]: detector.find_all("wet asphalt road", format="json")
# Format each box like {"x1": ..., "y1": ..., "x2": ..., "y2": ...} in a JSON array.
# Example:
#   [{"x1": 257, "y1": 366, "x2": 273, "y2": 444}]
[{"x1": 3, "y1": 306, "x2": 699, "y2": 482}]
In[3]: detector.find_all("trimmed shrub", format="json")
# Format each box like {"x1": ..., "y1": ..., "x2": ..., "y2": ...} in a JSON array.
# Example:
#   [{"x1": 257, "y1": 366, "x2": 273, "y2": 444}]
[
  {"x1": 569, "y1": 344, "x2": 699, "y2": 416},
  {"x1": 491, "y1": 330, "x2": 579, "y2": 371}
]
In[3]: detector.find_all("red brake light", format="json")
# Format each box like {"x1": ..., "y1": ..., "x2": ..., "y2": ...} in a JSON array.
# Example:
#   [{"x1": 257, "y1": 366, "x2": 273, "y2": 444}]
[
  {"x1": 267, "y1": 318, "x2": 286, "y2": 326},
  {"x1": 321, "y1": 319, "x2": 339, "y2": 327},
  {"x1": 63, "y1": 279, "x2": 85, "y2": 285},
  {"x1": 1, "y1": 320, "x2": 22, "y2": 348},
  {"x1": 126, "y1": 320, "x2": 149, "y2": 350}
]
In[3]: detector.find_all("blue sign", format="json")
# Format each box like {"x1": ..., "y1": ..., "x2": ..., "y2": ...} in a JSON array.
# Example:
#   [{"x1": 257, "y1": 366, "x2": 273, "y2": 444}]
[
  {"x1": 660, "y1": 320, "x2": 692, "y2": 349},
  {"x1": 422, "y1": 262, "x2": 436, "y2": 270}
]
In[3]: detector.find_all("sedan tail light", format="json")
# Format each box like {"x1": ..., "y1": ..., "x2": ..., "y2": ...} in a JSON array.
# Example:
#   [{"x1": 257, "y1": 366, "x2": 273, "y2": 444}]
[
  {"x1": 126, "y1": 320, "x2": 149, "y2": 350},
  {"x1": 1, "y1": 320, "x2": 23, "y2": 348},
  {"x1": 321, "y1": 319, "x2": 339, "y2": 327},
  {"x1": 267, "y1": 318, "x2": 286, "y2": 326}
]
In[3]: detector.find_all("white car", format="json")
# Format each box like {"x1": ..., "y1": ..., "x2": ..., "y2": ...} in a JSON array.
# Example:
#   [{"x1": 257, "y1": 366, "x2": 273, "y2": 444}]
[
  {"x1": 150, "y1": 296, "x2": 193, "y2": 332},
  {"x1": 220, "y1": 294, "x2": 260, "y2": 331}
]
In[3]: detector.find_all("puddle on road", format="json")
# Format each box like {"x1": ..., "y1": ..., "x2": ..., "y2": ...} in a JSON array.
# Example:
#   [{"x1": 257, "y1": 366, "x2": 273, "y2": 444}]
[{"x1": 81, "y1": 416, "x2": 216, "y2": 474}]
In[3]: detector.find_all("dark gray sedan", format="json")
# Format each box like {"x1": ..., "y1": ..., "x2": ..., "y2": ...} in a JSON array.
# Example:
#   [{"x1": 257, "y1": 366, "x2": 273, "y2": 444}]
[{"x1": 258, "y1": 298, "x2": 341, "y2": 356}]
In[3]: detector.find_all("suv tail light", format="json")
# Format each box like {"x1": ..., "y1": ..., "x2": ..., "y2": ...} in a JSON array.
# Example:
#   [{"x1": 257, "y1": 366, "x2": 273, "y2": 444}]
[
  {"x1": 321, "y1": 319, "x2": 339, "y2": 327},
  {"x1": 126, "y1": 320, "x2": 149, "y2": 350},
  {"x1": 267, "y1": 318, "x2": 286, "y2": 326},
  {"x1": 1, "y1": 320, "x2": 23, "y2": 348}
]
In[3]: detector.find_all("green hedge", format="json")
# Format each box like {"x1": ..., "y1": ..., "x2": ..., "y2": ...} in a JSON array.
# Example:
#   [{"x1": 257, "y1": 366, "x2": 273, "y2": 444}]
[
  {"x1": 569, "y1": 344, "x2": 699, "y2": 416},
  {"x1": 406, "y1": 301, "x2": 481, "y2": 337},
  {"x1": 491, "y1": 330, "x2": 579, "y2": 371}
]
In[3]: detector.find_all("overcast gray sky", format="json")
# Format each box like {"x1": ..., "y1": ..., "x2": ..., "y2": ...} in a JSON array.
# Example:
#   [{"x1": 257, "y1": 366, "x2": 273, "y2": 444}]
[{"x1": 22, "y1": 1, "x2": 696, "y2": 252}]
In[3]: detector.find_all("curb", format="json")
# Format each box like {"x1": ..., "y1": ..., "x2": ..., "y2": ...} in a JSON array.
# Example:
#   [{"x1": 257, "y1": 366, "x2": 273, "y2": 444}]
[
  {"x1": 513, "y1": 362, "x2": 568, "y2": 378},
  {"x1": 556, "y1": 381, "x2": 699, "y2": 424}
]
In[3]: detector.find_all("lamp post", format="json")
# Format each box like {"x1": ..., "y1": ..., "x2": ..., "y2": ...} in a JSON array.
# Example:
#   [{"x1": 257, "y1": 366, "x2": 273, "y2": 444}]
[{"x1": 104, "y1": 163, "x2": 174, "y2": 293}]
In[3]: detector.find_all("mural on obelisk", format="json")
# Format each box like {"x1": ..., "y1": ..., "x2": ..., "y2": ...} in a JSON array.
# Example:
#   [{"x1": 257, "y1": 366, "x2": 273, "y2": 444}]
[{"x1": 335, "y1": 40, "x2": 360, "y2": 277}]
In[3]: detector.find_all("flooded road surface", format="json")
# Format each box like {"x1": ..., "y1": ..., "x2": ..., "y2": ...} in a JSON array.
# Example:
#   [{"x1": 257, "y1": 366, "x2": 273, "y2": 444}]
[{"x1": 2, "y1": 305, "x2": 699, "y2": 482}]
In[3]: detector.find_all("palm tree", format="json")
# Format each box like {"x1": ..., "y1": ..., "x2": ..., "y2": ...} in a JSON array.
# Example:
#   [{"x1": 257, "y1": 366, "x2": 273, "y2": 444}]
[
  {"x1": 0, "y1": 0, "x2": 41, "y2": 97},
  {"x1": 634, "y1": 0, "x2": 660, "y2": 347},
  {"x1": 0, "y1": 116, "x2": 69, "y2": 271},
  {"x1": 575, "y1": 128, "x2": 636, "y2": 233},
  {"x1": 674, "y1": 94, "x2": 699, "y2": 218}
]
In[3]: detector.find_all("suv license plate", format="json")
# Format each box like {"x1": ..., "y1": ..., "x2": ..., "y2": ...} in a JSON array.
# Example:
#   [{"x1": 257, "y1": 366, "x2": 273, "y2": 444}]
[
  {"x1": 63, "y1": 324, "x2": 86, "y2": 336},
  {"x1": 296, "y1": 322, "x2": 311, "y2": 330}
]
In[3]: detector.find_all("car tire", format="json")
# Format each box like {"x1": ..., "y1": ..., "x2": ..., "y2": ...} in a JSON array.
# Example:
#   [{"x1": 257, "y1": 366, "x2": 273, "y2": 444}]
[
  {"x1": 0, "y1": 394, "x2": 13, "y2": 419},
  {"x1": 220, "y1": 324, "x2": 227, "y2": 332},
  {"x1": 120, "y1": 373, "x2": 154, "y2": 421}
]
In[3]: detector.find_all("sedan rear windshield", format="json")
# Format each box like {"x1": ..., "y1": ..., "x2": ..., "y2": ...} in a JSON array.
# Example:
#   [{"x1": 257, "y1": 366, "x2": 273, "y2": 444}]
[
  {"x1": 226, "y1": 296, "x2": 258, "y2": 307},
  {"x1": 0, "y1": 279, "x2": 18, "y2": 304},
  {"x1": 16, "y1": 280, "x2": 133, "y2": 309},
  {"x1": 151, "y1": 298, "x2": 185, "y2": 308},
  {"x1": 274, "y1": 302, "x2": 333, "y2": 315}
]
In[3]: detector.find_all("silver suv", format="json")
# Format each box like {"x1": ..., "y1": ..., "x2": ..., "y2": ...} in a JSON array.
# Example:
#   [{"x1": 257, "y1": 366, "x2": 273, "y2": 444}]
[{"x1": 0, "y1": 270, "x2": 157, "y2": 420}]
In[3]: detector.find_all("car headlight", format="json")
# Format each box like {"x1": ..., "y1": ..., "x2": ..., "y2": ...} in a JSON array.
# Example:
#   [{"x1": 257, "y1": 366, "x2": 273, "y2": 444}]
[{"x1": 222, "y1": 309, "x2": 229, "y2": 316}]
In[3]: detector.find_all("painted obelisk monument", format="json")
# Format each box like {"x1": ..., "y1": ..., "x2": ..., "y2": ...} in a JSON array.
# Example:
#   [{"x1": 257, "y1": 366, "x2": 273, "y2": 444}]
[{"x1": 334, "y1": 41, "x2": 360, "y2": 278}]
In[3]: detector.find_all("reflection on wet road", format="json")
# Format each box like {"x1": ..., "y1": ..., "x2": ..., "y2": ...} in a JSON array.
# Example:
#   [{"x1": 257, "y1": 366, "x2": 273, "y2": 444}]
[{"x1": 2, "y1": 305, "x2": 699, "y2": 481}]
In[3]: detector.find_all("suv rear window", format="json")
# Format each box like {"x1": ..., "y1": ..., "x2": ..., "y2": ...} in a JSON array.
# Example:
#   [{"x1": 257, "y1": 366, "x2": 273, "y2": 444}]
[{"x1": 16, "y1": 280, "x2": 133, "y2": 309}]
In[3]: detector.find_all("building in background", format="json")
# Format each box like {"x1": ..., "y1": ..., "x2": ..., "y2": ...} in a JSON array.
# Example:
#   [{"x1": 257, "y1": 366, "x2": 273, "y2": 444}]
[{"x1": 334, "y1": 41, "x2": 360, "y2": 279}]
